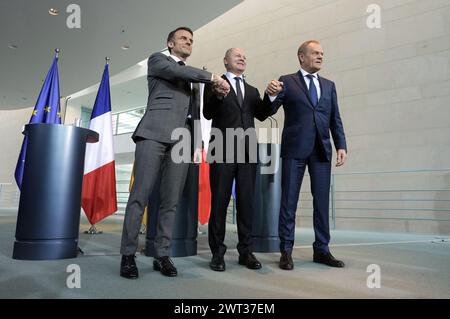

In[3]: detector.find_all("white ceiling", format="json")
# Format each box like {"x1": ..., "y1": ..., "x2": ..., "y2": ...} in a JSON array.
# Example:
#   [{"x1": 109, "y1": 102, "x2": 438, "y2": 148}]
[{"x1": 0, "y1": 0, "x2": 241, "y2": 111}]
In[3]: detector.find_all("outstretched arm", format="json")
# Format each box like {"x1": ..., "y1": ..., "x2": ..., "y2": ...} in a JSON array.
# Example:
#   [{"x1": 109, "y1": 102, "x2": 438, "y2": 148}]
[
  {"x1": 262, "y1": 78, "x2": 285, "y2": 116},
  {"x1": 148, "y1": 52, "x2": 226, "y2": 85}
]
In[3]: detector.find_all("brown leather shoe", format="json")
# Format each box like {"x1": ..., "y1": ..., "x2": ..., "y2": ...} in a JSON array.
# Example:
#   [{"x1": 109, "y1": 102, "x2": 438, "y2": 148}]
[{"x1": 279, "y1": 251, "x2": 294, "y2": 270}]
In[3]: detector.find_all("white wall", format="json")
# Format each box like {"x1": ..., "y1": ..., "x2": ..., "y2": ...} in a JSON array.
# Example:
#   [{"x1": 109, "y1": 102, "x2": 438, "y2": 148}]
[
  {"x1": 0, "y1": 107, "x2": 33, "y2": 183},
  {"x1": 187, "y1": 0, "x2": 450, "y2": 234},
  {"x1": 189, "y1": 0, "x2": 450, "y2": 169},
  {"x1": 1, "y1": 0, "x2": 449, "y2": 234}
]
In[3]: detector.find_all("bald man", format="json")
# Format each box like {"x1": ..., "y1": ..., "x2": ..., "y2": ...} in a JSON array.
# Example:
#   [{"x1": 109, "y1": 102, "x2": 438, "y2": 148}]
[{"x1": 203, "y1": 48, "x2": 271, "y2": 271}]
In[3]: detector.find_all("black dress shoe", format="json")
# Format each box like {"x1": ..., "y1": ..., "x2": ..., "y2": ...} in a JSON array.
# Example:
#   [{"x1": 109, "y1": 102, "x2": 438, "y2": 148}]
[
  {"x1": 210, "y1": 255, "x2": 226, "y2": 272},
  {"x1": 279, "y1": 251, "x2": 294, "y2": 270},
  {"x1": 313, "y1": 252, "x2": 345, "y2": 268},
  {"x1": 120, "y1": 255, "x2": 139, "y2": 279},
  {"x1": 153, "y1": 256, "x2": 178, "y2": 277},
  {"x1": 238, "y1": 253, "x2": 262, "y2": 270}
]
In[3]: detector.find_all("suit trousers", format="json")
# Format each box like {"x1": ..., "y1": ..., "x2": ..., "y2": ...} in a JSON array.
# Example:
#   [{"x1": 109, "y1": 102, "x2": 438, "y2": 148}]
[
  {"x1": 120, "y1": 138, "x2": 189, "y2": 257},
  {"x1": 279, "y1": 140, "x2": 331, "y2": 254},
  {"x1": 208, "y1": 162, "x2": 256, "y2": 257}
]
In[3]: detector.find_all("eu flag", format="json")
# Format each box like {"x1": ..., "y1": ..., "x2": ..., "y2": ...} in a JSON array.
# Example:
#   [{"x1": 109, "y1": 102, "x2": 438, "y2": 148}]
[{"x1": 14, "y1": 53, "x2": 61, "y2": 190}]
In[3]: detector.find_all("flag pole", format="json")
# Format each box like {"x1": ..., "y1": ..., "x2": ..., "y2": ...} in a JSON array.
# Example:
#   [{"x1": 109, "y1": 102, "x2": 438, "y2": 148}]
[
  {"x1": 84, "y1": 224, "x2": 103, "y2": 235},
  {"x1": 53, "y1": 48, "x2": 68, "y2": 125},
  {"x1": 61, "y1": 96, "x2": 70, "y2": 125}
]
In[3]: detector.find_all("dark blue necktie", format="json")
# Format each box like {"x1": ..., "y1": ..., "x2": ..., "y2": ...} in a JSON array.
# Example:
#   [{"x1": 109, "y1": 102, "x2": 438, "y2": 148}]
[
  {"x1": 234, "y1": 77, "x2": 244, "y2": 107},
  {"x1": 179, "y1": 61, "x2": 193, "y2": 118},
  {"x1": 306, "y1": 74, "x2": 318, "y2": 107}
]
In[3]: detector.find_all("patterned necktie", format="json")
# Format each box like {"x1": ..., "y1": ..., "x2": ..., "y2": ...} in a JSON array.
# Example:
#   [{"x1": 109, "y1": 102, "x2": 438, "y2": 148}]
[
  {"x1": 234, "y1": 77, "x2": 244, "y2": 107},
  {"x1": 306, "y1": 74, "x2": 318, "y2": 107}
]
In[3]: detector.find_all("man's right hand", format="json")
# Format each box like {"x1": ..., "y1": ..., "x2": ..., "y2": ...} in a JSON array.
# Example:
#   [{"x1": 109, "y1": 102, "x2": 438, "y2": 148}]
[
  {"x1": 265, "y1": 79, "x2": 283, "y2": 96},
  {"x1": 212, "y1": 74, "x2": 230, "y2": 97}
]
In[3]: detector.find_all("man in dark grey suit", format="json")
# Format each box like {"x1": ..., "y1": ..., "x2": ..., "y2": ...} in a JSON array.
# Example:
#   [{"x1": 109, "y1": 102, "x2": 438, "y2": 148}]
[{"x1": 120, "y1": 27, "x2": 230, "y2": 279}]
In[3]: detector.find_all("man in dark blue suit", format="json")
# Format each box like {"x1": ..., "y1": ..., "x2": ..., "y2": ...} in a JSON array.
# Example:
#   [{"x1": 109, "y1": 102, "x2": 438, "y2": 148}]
[{"x1": 265, "y1": 40, "x2": 347, "y2": 270}]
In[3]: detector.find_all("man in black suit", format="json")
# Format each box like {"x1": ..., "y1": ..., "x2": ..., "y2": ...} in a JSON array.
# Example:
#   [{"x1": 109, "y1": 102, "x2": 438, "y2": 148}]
[
  {"x1": 203, "y1": 48, "x2": 271, "y2": 271},
  {"x1": 266, "y1": 40, "x2": 347, "y2": 270},
  {"x1": 120, "y1": 27, "x2": 230, "y2": 279}
]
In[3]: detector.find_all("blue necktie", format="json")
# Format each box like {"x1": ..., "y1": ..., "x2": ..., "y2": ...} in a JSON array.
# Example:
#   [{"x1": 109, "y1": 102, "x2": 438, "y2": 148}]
[
  {"x1": 306, "y1": 74, "x2": 318, "y2": 107},
  {"x1": 179, "y1": 61, "x2": 193, "y2": 118}
]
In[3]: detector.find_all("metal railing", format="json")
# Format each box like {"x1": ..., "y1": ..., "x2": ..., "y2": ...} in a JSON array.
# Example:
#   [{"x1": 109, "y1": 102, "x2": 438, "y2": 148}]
[
  {"x1": 114, "y1": 169, "x2": 450, "y2": 229},
  {"x1": 296, "y1": 169, "x2": 450, "y2": 229},
  {"x1": 106, "y1": 107, "x2": 450, "y2": 228},
  {"x1": 3, "y1": 163, "x2": 449, "y2": 230},
  {"x1": 0, "y1": 183, "x2": 20, "y2": 210},
  {"x1": 112, "y1": 106, "x2": 146, "y2": 135},
  {"x1": 78, "y1": 106, "x2": 146, "y2": 135},
  {"x1": 116, "y1": 179, "x2": 130, "y2": 214}
]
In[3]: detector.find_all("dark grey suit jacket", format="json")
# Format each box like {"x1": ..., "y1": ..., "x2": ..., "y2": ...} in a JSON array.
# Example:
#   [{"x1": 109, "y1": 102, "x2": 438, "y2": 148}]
[{"x1": 133, "y1": 52, "x2": 212, "y2": 145}]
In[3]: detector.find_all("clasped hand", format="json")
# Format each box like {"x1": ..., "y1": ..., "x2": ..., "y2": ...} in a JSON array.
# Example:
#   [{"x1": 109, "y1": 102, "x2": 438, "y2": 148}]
[
  {"x1": 265, "y1": 79, "x2": 284, "y2": 96},
  {"x1": 212, "y1": 75, "x2": 231, "y2": 97}
]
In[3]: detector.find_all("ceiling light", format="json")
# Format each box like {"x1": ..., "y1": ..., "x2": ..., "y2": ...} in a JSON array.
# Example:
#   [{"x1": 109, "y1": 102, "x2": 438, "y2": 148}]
[
  {"x1": 8, "y1": 44, "x2": 18, "y2": 50},
  {"x1": 121, "y1": 45, "x2": 130, "y2": 50},
  {"x1": 48, "y1": 8, "x2": 59, "y2": 16}
]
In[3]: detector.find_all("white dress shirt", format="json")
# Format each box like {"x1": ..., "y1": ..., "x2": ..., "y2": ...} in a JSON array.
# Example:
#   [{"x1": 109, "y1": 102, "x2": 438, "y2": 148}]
[
  {"x1": 169, "y1": 54, "x2": 183, "y2": 64},
  {"x1": 269, "y1": 67, "x2": 321, "y2": 102},
  {"x1": 225, "y1": 72, "x2": 245, "y2": 98},
  {"x1": 300, "y1": 67, "x2": 321, "y2": 100}
]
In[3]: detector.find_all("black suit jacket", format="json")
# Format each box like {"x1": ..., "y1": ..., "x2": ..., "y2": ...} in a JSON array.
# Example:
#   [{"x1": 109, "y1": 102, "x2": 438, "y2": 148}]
[{"x1": 203, "y1": 75, "x2": 270, "y2": 163}]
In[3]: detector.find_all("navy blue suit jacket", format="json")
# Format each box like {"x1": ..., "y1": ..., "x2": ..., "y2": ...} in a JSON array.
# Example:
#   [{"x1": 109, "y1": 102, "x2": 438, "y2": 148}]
[{"x1": 267, "y1": 71, "x2": 347, "y2": 161}]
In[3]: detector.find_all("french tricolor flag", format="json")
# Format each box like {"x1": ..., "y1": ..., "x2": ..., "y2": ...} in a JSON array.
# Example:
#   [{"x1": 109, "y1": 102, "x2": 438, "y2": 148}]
[{"x1": 81, "y1": 63, "x2": 117, "y2": 225}]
